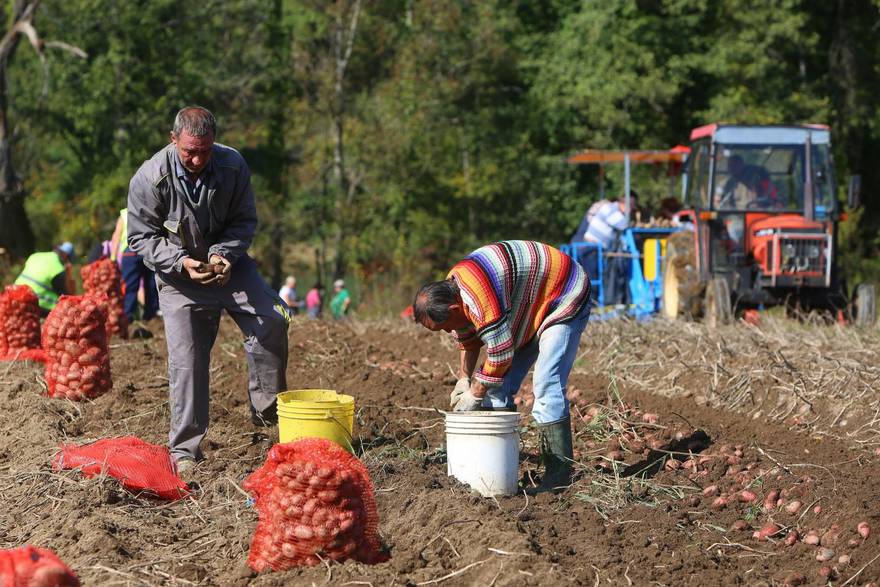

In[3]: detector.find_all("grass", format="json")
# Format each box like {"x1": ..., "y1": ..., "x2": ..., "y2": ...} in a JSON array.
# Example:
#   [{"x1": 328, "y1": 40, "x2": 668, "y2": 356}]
[{"x1": 573, "y1": 468, "x2": 697, "y2": 520}]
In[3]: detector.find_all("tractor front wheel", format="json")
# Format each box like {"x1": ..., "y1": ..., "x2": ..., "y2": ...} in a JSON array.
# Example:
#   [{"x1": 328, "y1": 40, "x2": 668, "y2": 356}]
[
  {"x1": 704, "y1": 276, "x2": 733, "y2": 328},
  {"x1": 662, "y1": 231, "x2": 703, "y2": 320},
  {"x1": 854, "y1": 283, "x2": 877, "y2": 327}
]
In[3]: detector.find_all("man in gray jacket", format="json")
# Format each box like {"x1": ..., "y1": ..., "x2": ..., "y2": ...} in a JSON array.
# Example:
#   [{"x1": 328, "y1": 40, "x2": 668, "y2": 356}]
[{"x1": 127, "y1": 106, "x2": 289, "y2": 469}]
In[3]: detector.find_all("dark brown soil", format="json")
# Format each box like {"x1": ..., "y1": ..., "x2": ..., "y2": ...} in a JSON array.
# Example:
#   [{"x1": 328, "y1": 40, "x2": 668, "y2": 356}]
[{"x1": 1, "y1": 316, "x2": 879, "y2": 586}]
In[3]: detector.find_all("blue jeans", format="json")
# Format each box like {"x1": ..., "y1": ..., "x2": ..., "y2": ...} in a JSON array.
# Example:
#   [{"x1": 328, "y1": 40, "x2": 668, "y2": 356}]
[
  {"x1": 481, "y1": 303, "x2": 591, "y2": 424},
  {"x1": 121, "y1": 253, "x2": 159, "y2": 321}
]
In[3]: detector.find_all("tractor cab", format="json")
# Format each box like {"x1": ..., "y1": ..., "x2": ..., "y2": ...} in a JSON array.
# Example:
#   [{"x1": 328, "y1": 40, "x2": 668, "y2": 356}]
[{"x1": 665, "y1": 124, "x2": 856, "y2": 323}]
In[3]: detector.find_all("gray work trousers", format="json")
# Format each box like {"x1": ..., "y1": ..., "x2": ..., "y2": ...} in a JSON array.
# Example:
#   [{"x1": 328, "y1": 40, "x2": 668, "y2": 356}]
[{"x1": 157, "y1": 256, "x2": 289, "y2": 461}]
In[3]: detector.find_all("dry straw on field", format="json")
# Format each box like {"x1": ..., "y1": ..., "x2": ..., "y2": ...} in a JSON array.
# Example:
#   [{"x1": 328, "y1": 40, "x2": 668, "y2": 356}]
[{"x1": 574, "y1": 315, "x2": 880, "y2": 449}]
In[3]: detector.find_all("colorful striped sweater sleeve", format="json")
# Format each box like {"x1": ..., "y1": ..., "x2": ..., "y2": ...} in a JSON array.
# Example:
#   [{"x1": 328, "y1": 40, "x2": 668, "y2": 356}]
[{"x1": 447, "y1": 240, "x2": 590, "y2": 387}]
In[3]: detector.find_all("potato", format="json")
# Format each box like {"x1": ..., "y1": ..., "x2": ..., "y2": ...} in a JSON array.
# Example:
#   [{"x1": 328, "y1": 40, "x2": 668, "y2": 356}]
[
  {"x1": 753, "y1": 522, "x2": 781, "y2": 540},
  {"x1": 784, "y1": 500, "x2": 802, "y2": 514},
  {"x1": 738, "y1": 490, "x2": 757, "y2": 503},
  {"x1": 763, "y1": 489, "x2": 780, "y2": 511},
  {"x1": 820, "y1": 524, "x2": 841, "y2": 546},
  {"x1": 816, "y1": 547, "x2": 835, "y2": 562},
  {"x1": 28, "y1": 564, "x2": 79, "y2": 587},
  {"x1": 293, "y1": 525, "x2": 314, "y2": 540}
]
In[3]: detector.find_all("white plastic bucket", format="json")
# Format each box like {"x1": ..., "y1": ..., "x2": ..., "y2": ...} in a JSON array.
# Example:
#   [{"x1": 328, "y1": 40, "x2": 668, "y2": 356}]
[{"x1": 445, "y1": 412, "x2": 520, "y2": 496}]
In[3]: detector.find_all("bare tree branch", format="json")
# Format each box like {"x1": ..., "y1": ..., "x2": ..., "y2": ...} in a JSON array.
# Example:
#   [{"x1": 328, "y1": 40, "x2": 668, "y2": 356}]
[
  {"x1": 0, "y1": 1, "x2": 38, "y2": 60},
  {"x1": 43, "y1": 41, "x2": 88, "y2": 59},
  {"x1": 11, "y1": 20, "x2": 41, "y2": 51},
  {"x1": 342, "y1": 0, "x2": 361, "y2": 68}
]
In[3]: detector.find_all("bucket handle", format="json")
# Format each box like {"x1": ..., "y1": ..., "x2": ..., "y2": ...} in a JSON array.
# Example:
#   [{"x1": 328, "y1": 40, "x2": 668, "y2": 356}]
[{"x1": 323, "y1": 410, "x2": 355, "y2": 453}]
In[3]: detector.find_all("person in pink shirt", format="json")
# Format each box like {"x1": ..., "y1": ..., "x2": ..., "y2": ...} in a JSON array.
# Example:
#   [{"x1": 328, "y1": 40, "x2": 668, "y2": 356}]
[{"x1": 305, "y1": 283, "x2": 323, "y2": 319}]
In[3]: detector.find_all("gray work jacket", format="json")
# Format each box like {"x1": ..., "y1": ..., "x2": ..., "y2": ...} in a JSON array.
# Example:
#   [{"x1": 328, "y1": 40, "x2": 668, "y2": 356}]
[{"x1": 126, "y1": 143, "x2": 257, "y2": 281}]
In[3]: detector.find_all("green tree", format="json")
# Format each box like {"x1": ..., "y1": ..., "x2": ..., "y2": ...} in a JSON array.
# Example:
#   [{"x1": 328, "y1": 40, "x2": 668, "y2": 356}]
[{"x1": 0, "y1": 0, "x2": 85, "y2": 257}]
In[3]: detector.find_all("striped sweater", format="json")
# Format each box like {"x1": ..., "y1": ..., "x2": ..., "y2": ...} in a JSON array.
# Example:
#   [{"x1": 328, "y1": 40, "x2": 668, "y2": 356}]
[{"x1": 447, "y1": 240, "x2": 590, "y2": 387}]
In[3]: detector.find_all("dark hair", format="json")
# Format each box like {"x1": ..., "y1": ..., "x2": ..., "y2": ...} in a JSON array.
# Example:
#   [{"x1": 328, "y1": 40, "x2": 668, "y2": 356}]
[
  {"x1": 413, "y1": 280, "x2": 459, "y2": 323},
  {"x1": 173, "y1": 106, "x2": 216, "y2": 138},
  {"x1": 611, "y1": 190, "x2": 638, "y2": 203},
  {"x1": 659, "y1": 196, "x2": 681, "y2": 215}
]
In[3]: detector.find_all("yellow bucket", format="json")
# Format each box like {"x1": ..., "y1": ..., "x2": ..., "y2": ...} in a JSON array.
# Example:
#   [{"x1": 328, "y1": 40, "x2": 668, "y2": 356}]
[{"x1": 276, "y1": 389, "x2": 355, "y2": 451}]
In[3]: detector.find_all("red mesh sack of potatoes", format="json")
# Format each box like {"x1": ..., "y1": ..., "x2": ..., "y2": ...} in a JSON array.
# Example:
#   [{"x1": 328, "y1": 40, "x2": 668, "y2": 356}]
[
  {"x1": 0, "y1": 285, "x2": 45, "y2": 362},
  {"x1": 42, "y1": 295, "x2": 112, "y2": 400},
  {"x1": 53, "y1": 436, "x2": 190, "y2": 501},
  {"x1": 81, "y1": 259, "x2": 128, "y2": 339},
  {"x1": 243, "y1": 438, "x2": 389, "y2": 572},
  {"x1": 0, "y1": 545, "x2": 80, "y2": 587}
]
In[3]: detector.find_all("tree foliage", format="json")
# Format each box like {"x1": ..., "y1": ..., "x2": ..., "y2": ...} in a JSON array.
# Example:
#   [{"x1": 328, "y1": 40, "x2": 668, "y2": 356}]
[{"x1": 6, "y1": 0, "x2": 880, "y2": 300}]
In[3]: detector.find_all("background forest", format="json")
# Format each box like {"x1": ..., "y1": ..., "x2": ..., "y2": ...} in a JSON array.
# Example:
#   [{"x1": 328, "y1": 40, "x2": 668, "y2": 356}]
[{"x1": 2, "y1": 0, "x2": 880, "y2": 312}]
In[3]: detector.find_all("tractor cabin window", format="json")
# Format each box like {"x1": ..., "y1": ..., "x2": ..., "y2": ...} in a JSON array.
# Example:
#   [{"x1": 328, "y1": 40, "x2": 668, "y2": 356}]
[
  {"x1": 713, "y1": 145, "x2": 808, "y2": 212},
  {"x1": 686, "y1": 139, "x2": 711, "y2": 208}
]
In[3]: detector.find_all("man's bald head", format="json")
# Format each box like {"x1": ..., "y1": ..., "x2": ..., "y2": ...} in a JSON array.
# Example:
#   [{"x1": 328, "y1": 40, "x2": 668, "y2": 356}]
[{"x1": 413, "y1": 280, "x2": 460, "y2": 324}]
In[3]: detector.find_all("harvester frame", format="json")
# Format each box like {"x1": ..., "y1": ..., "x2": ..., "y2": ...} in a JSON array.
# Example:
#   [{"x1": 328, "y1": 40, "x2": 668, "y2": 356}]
[{"x1": 561, "y1": 148, "x2": 687, "y2": 320}]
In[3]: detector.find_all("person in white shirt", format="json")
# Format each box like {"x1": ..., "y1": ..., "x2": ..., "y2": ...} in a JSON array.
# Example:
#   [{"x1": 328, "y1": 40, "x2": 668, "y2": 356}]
[
  {"x1": 583, "y1": 192, "x2": 637, "y2": 249},
  {"x1": 278, "y1": 275, "x2": 301, "y2": 314},
  {"x1": 572, "y1": 192, "x2": 638, "y2": 303}
]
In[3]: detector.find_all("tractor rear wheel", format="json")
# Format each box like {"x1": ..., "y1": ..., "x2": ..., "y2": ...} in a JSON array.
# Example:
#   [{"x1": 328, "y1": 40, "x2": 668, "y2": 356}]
[
  {"x1": 854, "y1": 283, "x2": 877, "y2": 327},
  {"x1": 662, "y1": 231, "x2": 703, "y2": 320},
  {"x1": 704, "y1": 276, "x2": 733, "y2": 328}
]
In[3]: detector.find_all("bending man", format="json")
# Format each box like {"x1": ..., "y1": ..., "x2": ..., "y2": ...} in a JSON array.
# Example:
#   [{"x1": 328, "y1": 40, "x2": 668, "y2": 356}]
[
  {"x1": 413, "y1": 240, "x2": 591, "y2": 492},
  {"x1": 127, "y1": 106, "x2": 290, "y2": 470}
]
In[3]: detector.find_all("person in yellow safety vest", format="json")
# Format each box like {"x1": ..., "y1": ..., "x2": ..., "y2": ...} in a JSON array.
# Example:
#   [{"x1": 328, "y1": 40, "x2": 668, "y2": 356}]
[
  {"x1": 14, "y1": 243, "x2": 77, "y2": 314},
  {"x1": 109, "y1": 208, "x2": 159, "y2": 323}
]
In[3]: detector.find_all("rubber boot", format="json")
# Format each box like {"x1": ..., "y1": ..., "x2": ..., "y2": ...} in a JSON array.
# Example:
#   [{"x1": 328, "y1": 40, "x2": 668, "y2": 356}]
[{"x1": 526, "y1": 415, "x2": 574, "y2": 494}]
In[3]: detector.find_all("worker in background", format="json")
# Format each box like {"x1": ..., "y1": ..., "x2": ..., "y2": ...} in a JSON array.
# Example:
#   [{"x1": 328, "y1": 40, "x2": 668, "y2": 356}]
[
  {"x1": 127, "y1": 106, "x2": 290, "y2": 472},
  {"x1": 657, "y1": 197, "x2": 682, "y2": 222},
  {"x1": 413, "y1": 240, "x2": 591, "y2": 493},
  {"x1": 110, "y1": 207, "x2": 159, "y2": 326},
  {"x1": 14, "y1": 243, "x2": 77, "y2": 315},
  {"x1": 85, "y1": 240, "x2": 112, "y2": 263},
  {"x1": 582, "y1": 190, "x2": 638, "y2": 249},
  {"x1": 572, "y1": 191, "x2": 638, "y2": 303},
  {"x1": 278, "y1": 275, "x2": 302, "y2": 314},
  {"x1": 330, "y1": 279, "x2": 351, "y2": 320},
  {"x1": 305, "y1": 282, "x2": 323, "y2": 319},
  {"x1": 570, "y1": 198, "x2": 609, "y2": 245}
]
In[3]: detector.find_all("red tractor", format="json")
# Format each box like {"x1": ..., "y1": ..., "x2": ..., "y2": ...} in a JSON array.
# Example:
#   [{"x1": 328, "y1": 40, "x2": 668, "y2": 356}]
[{"x1": 662, "y1": 124, "x2": 875, "y2": 326}]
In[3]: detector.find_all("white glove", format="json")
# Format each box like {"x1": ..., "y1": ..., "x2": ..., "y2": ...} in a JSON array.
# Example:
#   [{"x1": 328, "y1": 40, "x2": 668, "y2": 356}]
[
  {"x1": 450, "y1": 377, "x2": 470, "y2": 409},
  {"x1": 452, "y1": 389, "x2": 484, "y2": 412}
]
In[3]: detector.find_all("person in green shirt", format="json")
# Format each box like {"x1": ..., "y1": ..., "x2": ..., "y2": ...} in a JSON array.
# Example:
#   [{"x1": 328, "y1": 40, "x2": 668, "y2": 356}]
[
  {"x1": 14, "y1": 242, "x2": 77, "y2": 314},
  {"x1": 330, "y1": 279, "x2": 351, "y2": 319}
]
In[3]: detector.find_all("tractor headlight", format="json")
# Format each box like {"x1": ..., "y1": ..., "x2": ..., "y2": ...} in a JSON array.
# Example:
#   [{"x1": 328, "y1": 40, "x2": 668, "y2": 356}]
[
  {"x1": 782, "y1": 243, "x2": 796, "y2": 258},
  {"x1": 807, "y1": 245, "x2": 821, "y2": 258}
]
